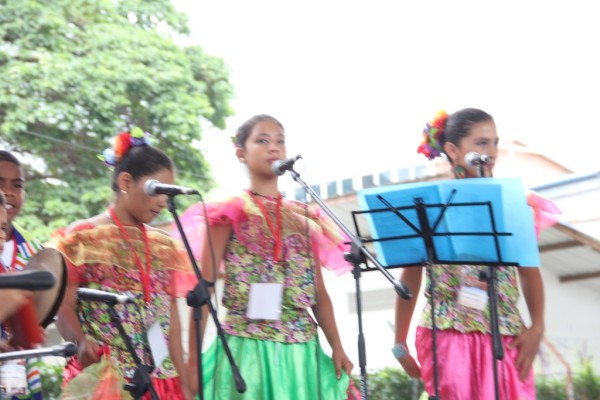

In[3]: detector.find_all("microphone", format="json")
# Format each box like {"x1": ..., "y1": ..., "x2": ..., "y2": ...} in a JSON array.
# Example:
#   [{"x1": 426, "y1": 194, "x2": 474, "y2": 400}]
[
  {"x1": 144, "y1": 179, "x2": 199, "y2": 196},
  {"x1": 77, "y1": 288, "x2": 135, "y2": 305},
  {"x1": 0, "y1": 270, "x2": 56, "y2": 291},
  {"x1": 0, "y1": 342, "x2": 77, "y2": 362},
  {"x1": 271, "y1": 155, "x2": 302, "y2": 176},
  {"x1": 464, "y1": 152, "x2": 491, "y2": 167}
]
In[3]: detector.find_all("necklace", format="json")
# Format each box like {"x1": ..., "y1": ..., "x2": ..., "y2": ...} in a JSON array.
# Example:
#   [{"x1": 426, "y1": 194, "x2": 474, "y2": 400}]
[
  {"x1": 248, "y1": 190, "x2": 279, "y2": 201},
  {"x1": 108, "y1": 208, "x2": 152, "y2": 304}
]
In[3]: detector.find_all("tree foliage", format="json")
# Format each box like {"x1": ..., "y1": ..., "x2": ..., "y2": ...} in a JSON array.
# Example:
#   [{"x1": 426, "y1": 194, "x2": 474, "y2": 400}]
[{"x1": 0, "y1": 0, "x2": 234, "y2": 240}]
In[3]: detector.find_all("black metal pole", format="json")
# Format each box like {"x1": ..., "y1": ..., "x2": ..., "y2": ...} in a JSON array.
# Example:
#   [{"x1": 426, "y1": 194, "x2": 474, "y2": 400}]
[
  {"x1": 106, "y1": 305, "x2": 159, "y2": 400},
  {"x1": 485, "y1": 200, "x2": 507, "y2": 400},
  {"x1": 345, "y1": 244, "x2": 368, "y2": 399},
  {"x1": 414, "y1": 199, "x2": 440, "y2": 400},
  {"x1": 167, "y1": 196, "x2": 246, "y2": 399}
]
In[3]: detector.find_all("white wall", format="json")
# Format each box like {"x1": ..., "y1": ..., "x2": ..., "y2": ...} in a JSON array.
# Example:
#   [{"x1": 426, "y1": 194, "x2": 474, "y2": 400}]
[{"x1": 531, "y1": 268, "x2": 600, "y2": 377}]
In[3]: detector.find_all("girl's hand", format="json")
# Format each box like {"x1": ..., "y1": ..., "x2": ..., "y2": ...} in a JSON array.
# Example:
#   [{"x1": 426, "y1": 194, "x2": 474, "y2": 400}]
[
  {"x1": 332, "y1": 348, "x2": 354, "y2": 379},
  {"x1": 398, "y1": 354, "x2": 422, "y2": 379},
  {"x1": 0, "y1": 339, "x2": 15, "y2": 353},
  {"x1": 77, "y1": 338, "x2": 102, "y2": 368},
  {"x1": 508, "y1": 326, "x2": 543, "y2": 381}
]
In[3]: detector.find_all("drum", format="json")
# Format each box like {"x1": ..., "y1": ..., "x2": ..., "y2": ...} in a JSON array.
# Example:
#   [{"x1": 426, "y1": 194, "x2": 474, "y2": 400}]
[
  {"x1": 25, "y1": 247, "x2": 68, "y2": 328},
  {"x1": 6, "y1": 248, "x2": 67, "y2": 348},
  {"x1": 6, "y1": 249, "x2": 67, "y2": 349}
]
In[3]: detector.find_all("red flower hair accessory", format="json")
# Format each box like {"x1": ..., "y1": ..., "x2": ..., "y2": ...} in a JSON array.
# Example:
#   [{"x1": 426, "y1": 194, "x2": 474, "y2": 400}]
[
  {"x1": 417, "y1": 110, "x2": 448, "y2": 160},
  {"x1": 98, "y1": 127, "x2": 151, "y2": 166}
]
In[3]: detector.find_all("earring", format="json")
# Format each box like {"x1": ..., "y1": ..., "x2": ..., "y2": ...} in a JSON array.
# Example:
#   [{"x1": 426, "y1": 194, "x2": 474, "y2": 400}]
[
  {"x1": 121, "y1": 190, "x2": 128, "y2": 195},
  {"x1": 453, "y1": 165, "x2": 466, "y2": 179}
]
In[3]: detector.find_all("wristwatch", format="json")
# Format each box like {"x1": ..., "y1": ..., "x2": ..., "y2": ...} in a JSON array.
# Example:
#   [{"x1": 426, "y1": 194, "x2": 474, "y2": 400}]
[{"x1": 391, "y1": 342, "x2": 409, "y2": 360}]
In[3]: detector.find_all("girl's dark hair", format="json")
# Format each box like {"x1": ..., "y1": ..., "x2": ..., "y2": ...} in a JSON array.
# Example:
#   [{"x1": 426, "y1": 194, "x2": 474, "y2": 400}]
[
  {"x1": 111, "y1": 145, "x2": 173, "y2": 192},
  {"x1": 0, "y1": 151, "x2": 21, "y2": 167},
  {"x1": 0, "y1": 191, "x2": 5, "y2": 207},
  {"x1": 444, "y1": 108, "x2": 494, "y2": 147},
  {"x1": 234, "y1": 114, "x2": 284, "y2": 148}
]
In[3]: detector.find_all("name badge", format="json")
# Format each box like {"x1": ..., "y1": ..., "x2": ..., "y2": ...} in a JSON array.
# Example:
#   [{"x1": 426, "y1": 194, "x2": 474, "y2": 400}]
[
  {"x1": 457, "y1": 275, "x2": 488, "y2": 311},
  {"x1": 147, "y1": 321, "x2": 168, "y2": 367},
  {"x1": 246, "y1": 283, "x2": 283, "y2": 320}
]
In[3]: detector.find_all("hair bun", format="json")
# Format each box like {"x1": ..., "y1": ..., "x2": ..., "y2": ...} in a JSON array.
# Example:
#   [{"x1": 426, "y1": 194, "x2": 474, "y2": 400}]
[
  {"x1": 98, "y1": 127, "x2": 151, "y2": 167},
  {"x1": 417, "y1": 110, "x2": 448, "y2": 160}
]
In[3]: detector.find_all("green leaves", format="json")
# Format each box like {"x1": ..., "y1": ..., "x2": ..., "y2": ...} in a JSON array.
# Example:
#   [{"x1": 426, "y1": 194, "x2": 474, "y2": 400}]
[{"x1": 0, "y1": 0, "x2": 234, "y2": 241}]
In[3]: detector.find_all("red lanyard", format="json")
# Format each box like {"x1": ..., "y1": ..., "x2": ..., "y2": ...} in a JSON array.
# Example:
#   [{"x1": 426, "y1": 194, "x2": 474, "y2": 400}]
[
  {"x1": 108, "y1": 208, "x2": 152, "y2": 303},
  {"x1": 247, "y1": 190, "x2": 282, "y2": 262}
]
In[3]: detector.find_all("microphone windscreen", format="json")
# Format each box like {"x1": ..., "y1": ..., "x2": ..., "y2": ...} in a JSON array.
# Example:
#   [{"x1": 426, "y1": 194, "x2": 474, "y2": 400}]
[
  {"x1": 271, "y1": 160, "x2": 286, "y2": 176},
  {"x1": 0, "y1": 270, "x2": 56, "y2": 291},
  {"x1": 143, "y1": 179, "x2": 158, "y2": 196}
]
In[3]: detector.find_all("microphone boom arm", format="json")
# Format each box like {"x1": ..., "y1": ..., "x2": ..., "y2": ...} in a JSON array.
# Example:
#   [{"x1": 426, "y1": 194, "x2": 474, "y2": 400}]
[{"x1": 287, "y1": 169, "x2": 411, "y2": 299}]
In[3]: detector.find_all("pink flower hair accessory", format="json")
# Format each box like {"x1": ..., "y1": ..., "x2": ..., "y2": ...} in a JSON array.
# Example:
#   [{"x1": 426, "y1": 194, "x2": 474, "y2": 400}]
[{"x1": 417, "y1": 110, "x2": 448, "y2": 160}]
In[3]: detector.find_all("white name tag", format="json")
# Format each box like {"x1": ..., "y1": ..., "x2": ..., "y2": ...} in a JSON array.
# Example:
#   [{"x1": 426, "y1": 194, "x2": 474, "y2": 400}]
[
  {"x1": 147, "y1": 321, "x2": 168, "y2": 367},
  {"x1": 457, "y1": 286, "x2": 489, "y2": 311},
  {"x1": 246, "y1": 283, "x2": 283, "y2": 320}
]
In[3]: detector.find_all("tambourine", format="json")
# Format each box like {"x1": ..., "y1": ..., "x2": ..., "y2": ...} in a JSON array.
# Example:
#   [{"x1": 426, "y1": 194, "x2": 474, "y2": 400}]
[{"x1": 6, "y1": 248, "x2": 67, "y2": 348}]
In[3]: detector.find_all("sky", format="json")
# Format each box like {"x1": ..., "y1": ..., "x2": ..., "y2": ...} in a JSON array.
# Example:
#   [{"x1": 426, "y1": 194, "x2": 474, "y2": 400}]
[{"x1": 172, "y1": 0, "x2": 600, "y2": 196}]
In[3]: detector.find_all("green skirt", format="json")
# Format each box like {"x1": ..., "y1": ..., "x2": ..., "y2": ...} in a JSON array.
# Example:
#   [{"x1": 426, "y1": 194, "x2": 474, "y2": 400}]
[{"x1": 200, "y1": 334, "x2": 351, "y2": 400}]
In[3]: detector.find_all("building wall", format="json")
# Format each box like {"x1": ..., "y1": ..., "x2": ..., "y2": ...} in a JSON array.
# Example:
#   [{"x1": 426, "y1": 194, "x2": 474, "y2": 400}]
[{"x1": 534, "y1": 267, "x2": 600, "y2": 377}]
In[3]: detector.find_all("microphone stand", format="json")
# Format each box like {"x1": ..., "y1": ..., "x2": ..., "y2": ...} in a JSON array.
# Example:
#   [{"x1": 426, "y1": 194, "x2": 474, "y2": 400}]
[
  {"x1": 167, "y1": 195, "x2": 246, "y2": 400},
  {"x1": 475, "y1": 167, "x2": 504, "y2": 400},
  {"x1": 105, "y1": 304, "x2": 159, "y2": 400},
  {"x1": 286, "y1": 168, "x2": 411, "y2": 400},
  {"x1": 0, "y1": 342, "x2": 77, "y2": 362}
]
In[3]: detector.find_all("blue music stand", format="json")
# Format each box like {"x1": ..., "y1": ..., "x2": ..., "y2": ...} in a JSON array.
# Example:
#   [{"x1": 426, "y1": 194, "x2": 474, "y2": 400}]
[
  {"x1": 355, "y1": 177, "x2": 538, "y2": 400},
  {"x1": 356, "y1": 178, "x2": 539, "y2": 268}
]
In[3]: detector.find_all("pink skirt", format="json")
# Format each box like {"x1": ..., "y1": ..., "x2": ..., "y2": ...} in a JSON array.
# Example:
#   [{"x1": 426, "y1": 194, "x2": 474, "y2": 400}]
[{"x1": 416, "y1": 327, "x2": 536, "y2": 400}]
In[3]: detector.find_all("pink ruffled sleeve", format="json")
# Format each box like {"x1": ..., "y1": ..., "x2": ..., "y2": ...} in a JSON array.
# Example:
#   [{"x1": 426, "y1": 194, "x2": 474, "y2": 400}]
[
  {"x1": 308, "y1": 208, "x2": 352, "y2": 275},
  {"x1": 527, "y1": 191, "x2": 562, "y2": 238},
  {"x1": 171, "y1": 198, "x2": 246, "y2": 261}
]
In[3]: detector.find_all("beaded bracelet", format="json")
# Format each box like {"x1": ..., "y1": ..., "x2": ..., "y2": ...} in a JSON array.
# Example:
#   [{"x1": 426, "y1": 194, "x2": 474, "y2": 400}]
[{"x1": 391, "y1": 342, "x2": 409, "y2": 360}]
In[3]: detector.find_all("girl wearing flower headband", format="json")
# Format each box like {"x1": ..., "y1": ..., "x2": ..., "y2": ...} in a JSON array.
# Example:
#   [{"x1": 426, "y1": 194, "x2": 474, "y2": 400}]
[
  {"x1": 51, "y1": 130, "x2": 194, "y2": 399},
  {"x1": 395, "y1": 108, "x2": 550, "y2": 399},
  {"x1": 178, "y1": 114, "x2": 359, "y2": 399}
]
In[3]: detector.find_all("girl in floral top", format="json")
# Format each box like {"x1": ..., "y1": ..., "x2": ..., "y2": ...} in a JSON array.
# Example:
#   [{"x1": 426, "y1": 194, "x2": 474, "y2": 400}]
[
  {"x1": 51, "y1": 131, "x2": 193, "y2": 399},
  {"x1": 180, "y1": 114, "x2": 358, "y2": 399},
  {"x1": 394, "y1": 108, "x2": 554, "y2": 399}
]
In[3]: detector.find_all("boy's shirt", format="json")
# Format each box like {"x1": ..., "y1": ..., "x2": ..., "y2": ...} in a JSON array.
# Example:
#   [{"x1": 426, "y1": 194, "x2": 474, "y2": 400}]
[{"x1": 0, "y1": 222, "x2": 44, "y2": 400}]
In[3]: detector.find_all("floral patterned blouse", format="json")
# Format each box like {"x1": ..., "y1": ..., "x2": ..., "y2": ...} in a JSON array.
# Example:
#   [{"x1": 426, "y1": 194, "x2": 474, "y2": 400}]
[
  {"x1": 49, "y1": 224, "x2": 192, "y2": 379},
  {"x1": 418, "y1": 264, "x2": 523, "y2": 335},
  {"x1": 178, "y1": 191, "x2": 351, "y2": 344}
]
